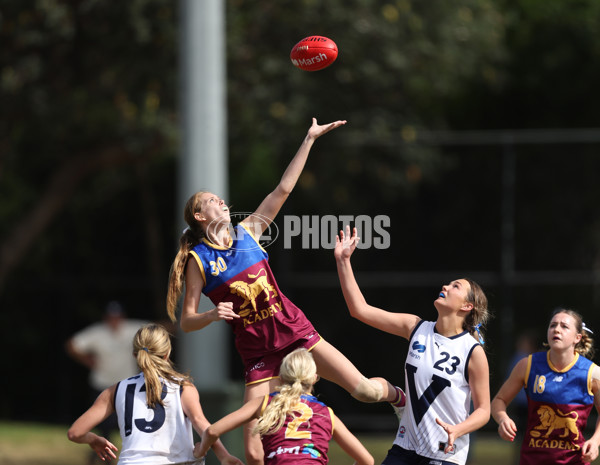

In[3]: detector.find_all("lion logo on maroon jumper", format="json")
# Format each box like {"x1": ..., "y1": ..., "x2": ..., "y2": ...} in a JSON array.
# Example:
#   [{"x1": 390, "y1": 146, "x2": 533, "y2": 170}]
[
  {"x1": 229, "y1": 268, "x2": 278, "y2": 316},
  {"x1": 530, "y1": 405, "x2": 579, "y2": 440}
]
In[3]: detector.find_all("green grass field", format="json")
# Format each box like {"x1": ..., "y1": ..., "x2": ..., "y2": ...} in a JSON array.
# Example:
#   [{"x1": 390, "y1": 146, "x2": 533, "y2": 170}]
[
  {"x1": 0, "y1": 421, "x2": 515, "y2": 465},
  {"x1": 327, "y1": 432, "x2": 516, "y2": 465},
  {"x1": 0, "y1": 421, "x2": 93, "y2": 465}
]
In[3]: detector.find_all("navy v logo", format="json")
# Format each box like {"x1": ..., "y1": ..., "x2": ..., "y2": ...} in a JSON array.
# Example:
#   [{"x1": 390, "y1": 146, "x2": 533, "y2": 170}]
[{"x1": 406, "y1": 363, "x2": 451, "y2": 425}]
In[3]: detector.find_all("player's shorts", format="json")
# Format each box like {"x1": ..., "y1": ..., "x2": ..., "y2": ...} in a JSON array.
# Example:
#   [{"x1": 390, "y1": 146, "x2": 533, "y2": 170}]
[
  {"x1": 244, "y1": 330, "x2": 321, "y2": 385},
  {"x1": 382, "y1": 445, "x2": 458, "y2": 465}
]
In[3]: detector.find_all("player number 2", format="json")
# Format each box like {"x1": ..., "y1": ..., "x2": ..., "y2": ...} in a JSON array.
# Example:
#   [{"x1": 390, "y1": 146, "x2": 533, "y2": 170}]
[{"x1": 285, "y1": 402, "x2": 313, "y2": 439}]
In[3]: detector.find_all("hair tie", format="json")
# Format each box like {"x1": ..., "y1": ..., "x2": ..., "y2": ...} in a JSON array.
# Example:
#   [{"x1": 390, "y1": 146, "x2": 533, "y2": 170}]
[
  {"x1": 182, "y1": 226, "x2": 190, "y2": 235},
  {"x1": 474, "y1": 323, "x2": 485, "y2": 345},
  {"x1": 141, "y1": 347, "x2": 149, "y2": 352},
  {"x1": 583, "y1": 322, "x2": 594, "y2": 335}
]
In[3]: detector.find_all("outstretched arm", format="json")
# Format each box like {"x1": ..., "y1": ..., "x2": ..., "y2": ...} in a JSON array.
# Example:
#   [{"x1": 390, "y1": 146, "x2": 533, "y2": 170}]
[
  {"x1": 491, "y1": 357, "x2": 528, "y2": 442},
  {"x1": 194, "y1": 396, "x2": 265, "y2": 460},
  {"x1": 67, "y1": 387, "x2": 119, "y2": 462},
  {"x1": 241, "y1": 118, "x2": 347, "y2": 237},
  {"x1": 334, "y1": 225, "x2": 420, "y2": 339},
  {"x1": 181, "y1": 384, "x2": 244, "y2": 465},
  {"x1": 331, "y1": 414, "x2": 374, "y2": 465}
]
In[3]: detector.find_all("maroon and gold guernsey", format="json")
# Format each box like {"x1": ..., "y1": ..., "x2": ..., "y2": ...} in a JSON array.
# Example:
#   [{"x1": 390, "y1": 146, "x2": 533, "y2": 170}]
[
  {"x1": 260, "y1": 393, "x2": 334, "y2": 464},
  {"x1": 520, "y1": 351, "x2": 596, "y2": 465},
  {"x1": 190, "y1": 223, "x2": 316, "y2": 363}
]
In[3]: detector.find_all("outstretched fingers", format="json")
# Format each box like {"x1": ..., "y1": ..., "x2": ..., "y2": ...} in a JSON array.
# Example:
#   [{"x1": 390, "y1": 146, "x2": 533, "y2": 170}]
[
  {"x1": 308, "y1": 117, "x2": 347, "y2": 139},
  {"x1": 334, "y1": 225, "x2": 360, "y2": 260}
]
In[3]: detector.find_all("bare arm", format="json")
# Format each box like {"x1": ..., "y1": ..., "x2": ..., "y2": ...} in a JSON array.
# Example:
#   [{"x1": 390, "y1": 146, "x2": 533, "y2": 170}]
[
  {"x1": 179, "y1": 258, "x2": 239, "y2": 333},
  {"x1": 581, "y1": 365, "x2": 600, "y2": 462},
  {"x1": 193, "y1": 396, "x2": 265, "y2": 460},
  {"x1": 491, "y1": 357, "x2": 529, "y2": 442},
  {"x1": 67, "y1": 387, "x2": 118, "y2": 461},
  {"x1": 241, "y1": 118, "x2": 347, "y2": 236},
  {"x1": 334, "y1": 226, "x2": 420, "y2": 339},
  {"x1": 435, "y1": 345, "x2": 491, "y2": 453},
  {"x1": 180, "y1": 384, "x2": 243, "y2": 465},
  {"x1": 331, "y1": 414, "x2": 374, "y2": 465}
]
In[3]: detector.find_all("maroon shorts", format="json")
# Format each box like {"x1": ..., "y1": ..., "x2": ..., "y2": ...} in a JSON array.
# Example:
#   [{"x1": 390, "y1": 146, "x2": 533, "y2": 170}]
[{"x1": 244, "y1": 330, "x2": 322, "y2": 385}]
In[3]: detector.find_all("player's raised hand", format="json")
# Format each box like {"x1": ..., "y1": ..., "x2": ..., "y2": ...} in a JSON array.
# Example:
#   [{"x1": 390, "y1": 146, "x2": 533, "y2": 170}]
[
  {"x1": 306, "y1": 117, "x2": 347, "y2": 141},
  {"x1": 335, "y1": 225, "x2": 360, "y2": 261}
]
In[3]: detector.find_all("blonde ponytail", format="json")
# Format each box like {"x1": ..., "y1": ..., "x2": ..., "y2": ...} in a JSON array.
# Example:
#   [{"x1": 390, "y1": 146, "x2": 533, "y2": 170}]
[
  {"x1": 579, "y1": 330, "x2": 595, "y2": 360},
  {"x1": 253, "y1": 349, "x2": 317, "y2": 436},
  {"x1": 166, "y1": 192, "x2": 207, "y2": 322},
  {"x1": 133, "y1": 324, "x2": 192, "y2": 407}
]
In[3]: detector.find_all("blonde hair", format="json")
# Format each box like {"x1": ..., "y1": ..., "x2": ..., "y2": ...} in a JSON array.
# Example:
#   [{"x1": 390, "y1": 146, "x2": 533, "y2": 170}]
[
  {"x1": 549, "y1": 308, "x2": 595, "y2": 359},
  {"x1": 253, "y1": 349, "x2": 317, "y2": 436},
  {"x1": 133, "y1": 323, "x2": 192, "y2": 408},
  {"x1": 461, "y1": 278, "x2": 491, "y2": 345},
  {"x1": 166, "y1": 191, "x2": 208, "y2": 322}
]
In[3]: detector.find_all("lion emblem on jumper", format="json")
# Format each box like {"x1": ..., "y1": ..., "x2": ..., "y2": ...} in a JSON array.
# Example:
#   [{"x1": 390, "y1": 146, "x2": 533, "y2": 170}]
[
  {"x1": 229, "y1": 268, "x2": 278, "y2": 316},
  {"x1": 530, "y1": 405, "x2": 579, "y2": 440}
]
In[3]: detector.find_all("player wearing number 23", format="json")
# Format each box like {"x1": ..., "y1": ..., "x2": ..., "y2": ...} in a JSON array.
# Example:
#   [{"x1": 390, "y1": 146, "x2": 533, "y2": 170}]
[
  {"x1": 67, "y1": 324, "x2": 242, "y2": 465},
  {"x1": 334, "y1": 226, "x2": 491, "y2": 465}
]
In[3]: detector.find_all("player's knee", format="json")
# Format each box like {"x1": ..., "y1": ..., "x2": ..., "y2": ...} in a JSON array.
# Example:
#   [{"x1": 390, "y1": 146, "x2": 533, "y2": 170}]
[{"x1": 351, "y1": 377, "x2": 384, "y2": 403}]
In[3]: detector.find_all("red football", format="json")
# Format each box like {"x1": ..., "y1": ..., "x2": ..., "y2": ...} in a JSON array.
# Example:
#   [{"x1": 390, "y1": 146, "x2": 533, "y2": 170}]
[{"x1": 290, "y1": 36, "x2": 338, "y2": 72}]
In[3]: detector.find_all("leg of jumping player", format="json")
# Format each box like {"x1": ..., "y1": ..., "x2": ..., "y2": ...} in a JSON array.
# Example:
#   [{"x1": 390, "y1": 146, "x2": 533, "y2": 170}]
[{"x1": 310, "y1": 338, "x2": 404, "y2": 404}]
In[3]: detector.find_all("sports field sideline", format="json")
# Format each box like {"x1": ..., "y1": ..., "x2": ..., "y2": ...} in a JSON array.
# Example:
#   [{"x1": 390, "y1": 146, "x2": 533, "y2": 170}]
[{"x1": 0, "y1": 421, "x2": 514, "y2": 465}]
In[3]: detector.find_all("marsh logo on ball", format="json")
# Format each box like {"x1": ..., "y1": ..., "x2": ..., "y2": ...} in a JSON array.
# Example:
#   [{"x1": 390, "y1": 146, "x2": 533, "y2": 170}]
[{"x1": 290, "y1": 36, "x2": 338, "y2": 71}]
